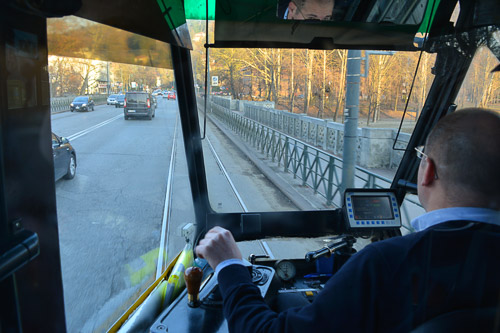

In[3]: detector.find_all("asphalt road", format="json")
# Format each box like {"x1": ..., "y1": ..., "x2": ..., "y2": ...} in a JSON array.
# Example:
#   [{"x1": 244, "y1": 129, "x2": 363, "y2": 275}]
[{"x1": 51, "y1": 98, "x2": 297, "y2": 332}]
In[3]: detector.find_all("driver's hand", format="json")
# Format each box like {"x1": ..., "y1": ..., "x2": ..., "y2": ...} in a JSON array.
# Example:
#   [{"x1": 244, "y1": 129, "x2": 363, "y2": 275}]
[{"x1": 195, "y1": 227, "x2": 242, "y2": 270}]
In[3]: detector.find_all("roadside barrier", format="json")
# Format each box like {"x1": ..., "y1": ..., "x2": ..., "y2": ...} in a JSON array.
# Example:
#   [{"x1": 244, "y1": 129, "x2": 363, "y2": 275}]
[{"x1": 197, "y1": 96, "x2": 423, "y2": 232}]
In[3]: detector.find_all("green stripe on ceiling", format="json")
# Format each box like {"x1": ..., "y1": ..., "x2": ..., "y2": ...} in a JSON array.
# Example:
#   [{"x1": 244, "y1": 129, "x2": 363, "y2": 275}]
[
  {"x1": 418, "y1": 0, "x2": 441, "y2": 34},
  {"x1": 156, "y1": 0, "x2": 187, "y2": 29},
  {"x1": 184, "y1": 0, "x2": 215, "y2": 20},
  {"x1": 157, "y1": 0, "x2": 166, "y2": 12}
]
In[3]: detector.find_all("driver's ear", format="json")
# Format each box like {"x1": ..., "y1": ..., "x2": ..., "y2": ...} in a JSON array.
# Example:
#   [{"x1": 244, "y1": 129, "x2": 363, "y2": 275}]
[{"x1": 420, "y1": 158, "x2": 437, "y2": 186}]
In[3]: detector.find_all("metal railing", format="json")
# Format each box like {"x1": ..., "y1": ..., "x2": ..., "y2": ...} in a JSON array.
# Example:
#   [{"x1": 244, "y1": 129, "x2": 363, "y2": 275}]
[{"x1": 200, "y1": 97, "x2": 421, "y2": 232}]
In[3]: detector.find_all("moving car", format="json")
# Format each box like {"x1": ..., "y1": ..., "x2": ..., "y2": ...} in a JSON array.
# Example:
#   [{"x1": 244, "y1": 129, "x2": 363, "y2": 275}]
[
  {"x1": 167, "y1": 91, "x2": 176, "y2": 100},
  {"x1": 124, "y1": 91, "x2": 156, "y2": 120},
  {"x1": 70, "y1": 96, "x2": 94, "y2": 112},
  {"x1": 107, "y1": 94, "x2": 118, "y2": 105},
  {"x1": 115, "y1": 94, "x2": 125, "y2": 108},
  {"x1": 52, "y1": 133, "x2": 76, "y2": 181}
]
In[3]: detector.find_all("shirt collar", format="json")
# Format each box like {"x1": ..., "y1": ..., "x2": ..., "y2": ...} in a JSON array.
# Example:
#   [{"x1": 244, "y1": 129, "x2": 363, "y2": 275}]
[{"x1": 411, "y1": 207, "x2": 500, "y2": 232}]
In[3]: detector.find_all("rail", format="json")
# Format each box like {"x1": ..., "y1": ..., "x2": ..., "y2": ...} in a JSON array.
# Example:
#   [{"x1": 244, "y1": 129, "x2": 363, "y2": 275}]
[{"x1": 200, "y1": 97, "x2": 421, "y2": 232}]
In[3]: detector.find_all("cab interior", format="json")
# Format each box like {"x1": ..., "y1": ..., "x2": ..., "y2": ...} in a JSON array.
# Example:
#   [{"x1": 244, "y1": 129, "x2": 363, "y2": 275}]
[{"x1": 0, "y1": 0, "x2": 499, "y2": 332}]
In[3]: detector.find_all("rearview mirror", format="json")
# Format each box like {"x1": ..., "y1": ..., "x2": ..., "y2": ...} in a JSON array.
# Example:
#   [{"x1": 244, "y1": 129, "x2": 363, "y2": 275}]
[{"x1": 276, "y1": 0, "x2": 428, "y2": 24}]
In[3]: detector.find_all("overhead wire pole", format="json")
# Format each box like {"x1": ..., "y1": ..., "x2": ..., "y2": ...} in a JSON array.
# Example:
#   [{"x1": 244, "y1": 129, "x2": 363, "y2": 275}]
[
  {"x1": 341, "y1": 50, "x2": 396, "y2": 194},
  {"x1": 341, "y1": 50, "x2": 361, "y2": 194}
]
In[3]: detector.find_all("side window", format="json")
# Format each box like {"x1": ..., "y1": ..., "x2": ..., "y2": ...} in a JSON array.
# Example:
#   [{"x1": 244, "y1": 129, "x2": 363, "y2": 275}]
[{"x1": 455, "y1": 46, "x2": 499, "y2": 109}]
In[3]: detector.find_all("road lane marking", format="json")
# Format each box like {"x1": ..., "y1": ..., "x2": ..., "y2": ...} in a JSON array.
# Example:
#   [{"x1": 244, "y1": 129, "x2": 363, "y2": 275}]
[
  {"x1": 156, "y1": 113, "x2": 179, "y2": 279},
  {"x1": 66, "y1": 114, "x2": 122, "y2": 141}
]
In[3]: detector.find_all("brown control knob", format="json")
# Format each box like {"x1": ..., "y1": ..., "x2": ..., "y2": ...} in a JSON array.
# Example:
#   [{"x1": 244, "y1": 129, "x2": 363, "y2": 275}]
[{"x1": 184, "y1": 266, "x2": 203, "y2": 307}]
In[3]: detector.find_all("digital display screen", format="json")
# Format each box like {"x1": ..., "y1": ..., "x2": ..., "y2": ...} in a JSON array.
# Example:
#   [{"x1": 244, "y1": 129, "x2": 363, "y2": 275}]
[{"x1": 352, "y1": 196, "x2": 393, "y2": 220}]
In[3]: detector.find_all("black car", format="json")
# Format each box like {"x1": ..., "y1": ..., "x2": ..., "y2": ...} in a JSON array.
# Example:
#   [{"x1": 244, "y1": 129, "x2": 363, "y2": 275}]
[
  {"x1": 70, "y1": 96, "x2": 94, "y2": 112},
  {"x1": 52, "y1": 133, "x2": 76, "y2": 181},
  {"x1": 115, "y1": 94, "x2": 125, "y2": 108},
  {"x1": 124, "y1": 91, "x2": 155, "y2": 120}
]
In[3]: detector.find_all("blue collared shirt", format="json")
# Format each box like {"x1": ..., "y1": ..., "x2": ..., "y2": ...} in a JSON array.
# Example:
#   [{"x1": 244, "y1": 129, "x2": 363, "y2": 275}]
[
  {"x1": 216, "y1": 207, "x2": 500, "y2": 276},
  {"x1": 410, "y1": 207, "x2": 500, "y2": 231},
  {"x1": 216, "y1": 258, "x2": 249, "y2": 277}
]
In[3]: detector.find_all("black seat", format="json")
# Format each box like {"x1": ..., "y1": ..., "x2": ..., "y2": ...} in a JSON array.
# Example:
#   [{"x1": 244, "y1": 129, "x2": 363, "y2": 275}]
[{"x1": 411, "y1": 307, "x2": 499, "y2": 333}]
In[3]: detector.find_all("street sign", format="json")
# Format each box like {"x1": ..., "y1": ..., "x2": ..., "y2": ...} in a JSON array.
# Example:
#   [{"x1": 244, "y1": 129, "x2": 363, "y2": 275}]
[{"x1": 211, "y1": 76, "x2": 218, "y2": 86}]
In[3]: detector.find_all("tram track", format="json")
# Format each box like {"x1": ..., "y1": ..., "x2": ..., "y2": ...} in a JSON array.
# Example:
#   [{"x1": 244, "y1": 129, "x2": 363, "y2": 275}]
[{"x1": 204, "y1": 133, "x2": 275, "y2": 259}]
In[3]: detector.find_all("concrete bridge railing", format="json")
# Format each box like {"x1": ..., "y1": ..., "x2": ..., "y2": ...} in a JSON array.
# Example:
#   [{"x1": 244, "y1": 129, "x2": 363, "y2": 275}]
[{"x1": 201, "y1": 96, "x2": 422, "y2": 232}]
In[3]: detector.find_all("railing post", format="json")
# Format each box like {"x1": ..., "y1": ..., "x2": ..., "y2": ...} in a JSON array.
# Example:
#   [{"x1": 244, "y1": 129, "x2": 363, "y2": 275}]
[
  {"x1": 302, "y1": 146, "x2": 308, "y2": 186},
  {"x1": 284, "y1": 136, "x2": 289, "y2": 173},
  {"x1": 322, "y1": 121, "x2": 327, "y2": 150},
  {"x1": 326, "y1": 156, "x2": 335, "y2": 206},
  {"x1": 271, "y1": 130, "x2": 276, "y2": 162},
  {"x1": 293, "y1": 141, "x2": 298, "y2": 179},
  {"x1": 313, "y1": 150, "x2": 319, "y2": 194}
]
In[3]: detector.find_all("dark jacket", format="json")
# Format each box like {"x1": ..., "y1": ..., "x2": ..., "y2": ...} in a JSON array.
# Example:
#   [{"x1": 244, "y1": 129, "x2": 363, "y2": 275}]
[{"x1": 218, "y1": 221, "x2": 500, "y2": 332}]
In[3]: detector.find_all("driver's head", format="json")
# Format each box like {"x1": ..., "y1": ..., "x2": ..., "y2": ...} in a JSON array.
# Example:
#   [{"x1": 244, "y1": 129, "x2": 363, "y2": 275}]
[
  {"x1": 287, "y1": 0, "x2": 335, "y2": 20},
  {"x1": 417, "y1": 108, "x2": 500, "y2": 210}
]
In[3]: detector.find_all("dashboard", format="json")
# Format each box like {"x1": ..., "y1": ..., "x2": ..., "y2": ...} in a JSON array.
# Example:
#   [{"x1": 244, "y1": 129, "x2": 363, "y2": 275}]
[{"x1": 150, "y1": 189, "x2": 401, "y2": 332}]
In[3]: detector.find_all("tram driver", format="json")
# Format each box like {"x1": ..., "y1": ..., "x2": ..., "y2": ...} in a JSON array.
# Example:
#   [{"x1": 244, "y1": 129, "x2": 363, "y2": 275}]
[{"x1": 196, "y1": 108, "x2": 500, "y2": 332}]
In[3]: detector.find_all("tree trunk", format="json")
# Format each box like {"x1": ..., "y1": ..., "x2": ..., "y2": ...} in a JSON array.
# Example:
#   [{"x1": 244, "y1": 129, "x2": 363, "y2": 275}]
[
  {"x1": 80, "y1": 70, "x2": 89, "y2": 95},
  {"x1": 304, "y1": 50, "x2": 313, "y2": 115},
  {"x1": 334, "y1": 50, "x2": 347, "y2": 122},
  {"x1": 319, "y1": 50, "x2": 326, "y2": 119},
  {"x1": 290, "y1": 50, "x2": 295, "y2": 112}
]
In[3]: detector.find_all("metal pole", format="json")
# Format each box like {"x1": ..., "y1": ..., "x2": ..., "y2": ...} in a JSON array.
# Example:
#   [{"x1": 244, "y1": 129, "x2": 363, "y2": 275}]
[
  {"x1": 106, "y1": 61, "x2": 110, "y2": 94},
  {"x1": 341, "y1": 50, "x2": 361, "y2": 194}
]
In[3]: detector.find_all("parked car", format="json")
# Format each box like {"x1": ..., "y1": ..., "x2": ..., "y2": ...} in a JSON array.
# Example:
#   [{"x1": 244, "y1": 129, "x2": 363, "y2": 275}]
[
  {"x1": 162, "y1": 90, "x2": 168, "y2": 98},
  {"x1": 115, "y1": 94, "x2": 125, "y2": 108},
  {"x1": 70, "y1": 96, "x2": 94, "y2": 112},
  {"x1": 124, "y1": 91, "x2": 156, "y2": 120},
  {"x1": 167, "y1": 91, "x2": 176, "y2": 100},
  {"x1": 52, "y1": 133, "x2": 76, "y2": 181},
  {"x1": 107, "y1": 94, "x2": 118, "y2": 105}
]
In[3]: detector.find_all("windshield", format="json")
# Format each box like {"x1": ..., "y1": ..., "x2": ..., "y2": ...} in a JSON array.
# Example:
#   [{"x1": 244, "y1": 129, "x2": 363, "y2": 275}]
[
  {"x1": 48, "y1": 16, "x2": 183, "y2": 332},
  {"x1": 190, "y1": 22, "x2": 432, "y2": 230}
]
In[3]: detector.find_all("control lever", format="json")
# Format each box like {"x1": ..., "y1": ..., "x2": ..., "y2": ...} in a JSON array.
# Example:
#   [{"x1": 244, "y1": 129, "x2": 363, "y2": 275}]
[
  {"x1": 305, "y1": 236, "x2": 356, "y2": 262},
  {"x1": 249, "y1": 254, "x2": 269, "y2": 265},
  {"x1": 184, "y1": 266, "x2": 203, "y2": 308}
]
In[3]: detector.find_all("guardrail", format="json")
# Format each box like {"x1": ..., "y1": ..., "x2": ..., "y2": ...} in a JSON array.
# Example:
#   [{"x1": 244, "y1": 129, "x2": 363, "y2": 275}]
[
  {"x1": 198, "y1": 96, "x2": 422, "y2": 232},
  {"x1": 50, "y1": 95, "x2": 108, "y2": 113}
]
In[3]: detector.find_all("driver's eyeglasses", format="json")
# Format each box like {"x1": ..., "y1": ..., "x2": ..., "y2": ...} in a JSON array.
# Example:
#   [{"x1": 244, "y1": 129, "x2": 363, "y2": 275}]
[
  {"x1": 415, "y1": 145, "x2": 439, "y2": 179},
  {"x1": 414, "y1": 145, "x2": 427, "y2": 160}
]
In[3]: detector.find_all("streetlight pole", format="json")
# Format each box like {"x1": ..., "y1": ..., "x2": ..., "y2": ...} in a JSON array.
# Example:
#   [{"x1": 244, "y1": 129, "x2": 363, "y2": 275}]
[
  {"x1": 340, "y1": 50, "x2": 361, "y2": 194},
  {"x1": 341, "y1": 50, "x2": 396, "y2": 194}
]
